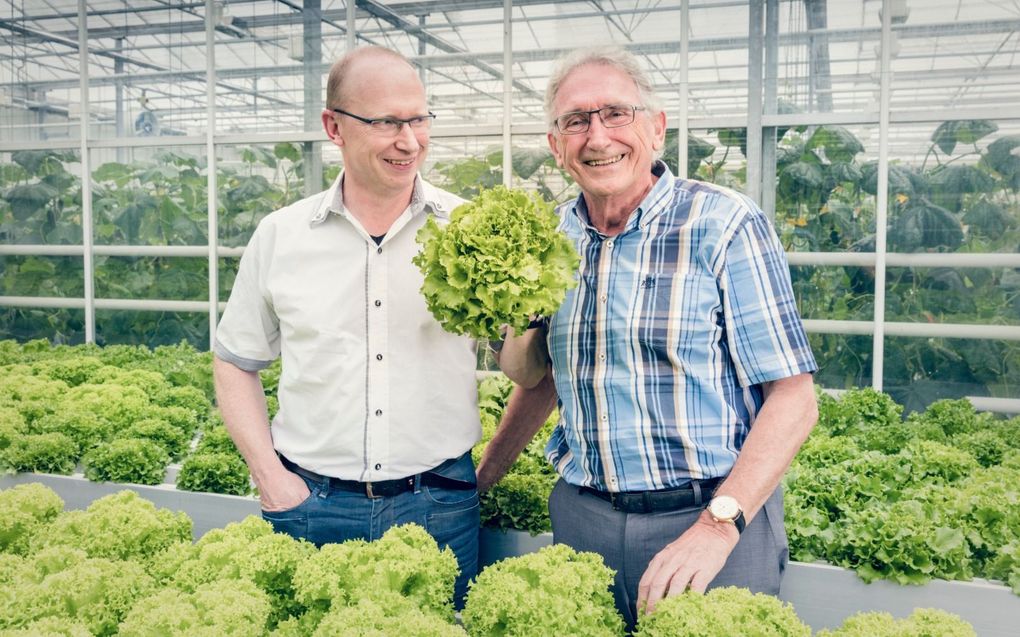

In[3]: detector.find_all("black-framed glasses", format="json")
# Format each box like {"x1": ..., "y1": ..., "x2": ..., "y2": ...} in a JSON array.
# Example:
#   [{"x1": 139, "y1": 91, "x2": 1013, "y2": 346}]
[
  {"x1": 332, "y1": 108, "x2": 436, "y2": 134},
  {"x1": 553, "y1": 104, "x2": 645, "y2": 135}
]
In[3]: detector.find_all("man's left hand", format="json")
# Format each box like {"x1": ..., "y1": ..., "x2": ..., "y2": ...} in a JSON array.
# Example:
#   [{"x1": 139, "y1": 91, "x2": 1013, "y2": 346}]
[{"x1": 636, "y1": 511, "x2": 740, "y2": 615}]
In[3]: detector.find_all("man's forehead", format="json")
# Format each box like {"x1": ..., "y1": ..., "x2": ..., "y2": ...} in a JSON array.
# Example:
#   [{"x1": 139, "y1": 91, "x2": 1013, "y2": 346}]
[{"x1": 554, "y1": 64, "x2": 640, "y2": 109}]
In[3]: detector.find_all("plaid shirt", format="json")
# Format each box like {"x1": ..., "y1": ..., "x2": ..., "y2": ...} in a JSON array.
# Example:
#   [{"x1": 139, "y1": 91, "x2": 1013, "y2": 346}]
[{"x1": 545, "y1": 162, "x2": 817, "y2": 492}]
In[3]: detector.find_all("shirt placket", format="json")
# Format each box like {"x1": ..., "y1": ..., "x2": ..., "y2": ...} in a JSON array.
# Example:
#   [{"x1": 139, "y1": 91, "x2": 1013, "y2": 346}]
[
  {"x1": 594, "y1": 235, "x2": 619, "y2": 491},
  {"x1": 365, "y1": 241, "x2": 391, "y2": 480}
]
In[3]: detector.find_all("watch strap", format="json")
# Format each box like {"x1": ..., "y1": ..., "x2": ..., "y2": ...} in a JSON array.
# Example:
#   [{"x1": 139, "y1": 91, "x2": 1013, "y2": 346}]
[{"x1": 733, "y1": 509, "x2": 746, "y2": 534}]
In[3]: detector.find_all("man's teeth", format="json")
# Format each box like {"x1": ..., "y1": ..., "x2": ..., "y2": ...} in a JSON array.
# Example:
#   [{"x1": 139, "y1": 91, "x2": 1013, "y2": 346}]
[
  {"x1": 387, "y1": 159, "x2": 413, "y2": 165},
  {"x1": 586, "y1": 155, "x2": 624, "y2": 166}
]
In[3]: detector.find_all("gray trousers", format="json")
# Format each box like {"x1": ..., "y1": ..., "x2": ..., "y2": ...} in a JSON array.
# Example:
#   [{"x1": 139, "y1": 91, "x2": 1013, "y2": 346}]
[{"x1": 549, "y1": 478, "x2": 789, "y2": 631}]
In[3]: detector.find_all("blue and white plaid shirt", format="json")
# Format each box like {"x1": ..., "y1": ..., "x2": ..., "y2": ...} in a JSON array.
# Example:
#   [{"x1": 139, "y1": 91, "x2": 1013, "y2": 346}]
[{"x1": 546, "y1": 162, "x2": 817, "y2": 492}]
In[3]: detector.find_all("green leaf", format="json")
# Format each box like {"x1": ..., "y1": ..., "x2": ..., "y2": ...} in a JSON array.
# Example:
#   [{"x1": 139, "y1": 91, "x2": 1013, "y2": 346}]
[
  {"x1": 981, "y1": 135, "x2": 1020, "y2": 191},
  {"x1": 830, "y1": 161, "x2": 862, "y2": 183},
  {"x1": 891, "y1": 198, "x2": 963, "y2": 251},
  {"x1": 778, "y1": 161, "x2": 824, "y2": 201},
  {"x1": 861, "y1": 162, "x2": 927, "y2": 197},
  {"x1": 963, "y1": 200, "x2": 1013, "y2": 238},
  {"x1": 928, "y1": 164, "x2": 997, "y2": 213},
  {"x1": 274, "y1": 142, "x2": 301, "y2": 163},
  {"x1": 931, "y1": 120, "x2": 998, "y2": 155},
  {"x1": 4, "y1": 182, "x2": 59, "y2": 220},
  {"x1": 511, "y1": 148, "x2": 552, "y2": 180},
  {"x1": 93, "y1": 162, "x2": 133, "y2": 184},
  {"x1": 807, "y1": 126, "x2": 864, "y2": 162},
  {"x1": 716, "y1": 127, "x2": 747, "y2": 156}
]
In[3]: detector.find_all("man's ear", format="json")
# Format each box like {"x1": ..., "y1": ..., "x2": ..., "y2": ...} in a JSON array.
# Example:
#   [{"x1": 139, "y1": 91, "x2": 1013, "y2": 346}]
[
  {"x1": 651, "y1": 110, "x2": 667, "y2": 152},
  {"x1": 322, "y1": 109, "x2": 344, "y2": 147},
  {"x1": 547, "y1": 131, "x2": 564, "y2": 168}
]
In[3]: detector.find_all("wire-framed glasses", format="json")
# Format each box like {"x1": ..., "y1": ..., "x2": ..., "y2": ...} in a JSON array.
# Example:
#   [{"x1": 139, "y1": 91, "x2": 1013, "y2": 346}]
[
  {"x1": 332, "y1": 108, "x2": 437, "y2": 134},
  {"x1": 553, "y1": 104, "x2": 645, "y2": 135}
]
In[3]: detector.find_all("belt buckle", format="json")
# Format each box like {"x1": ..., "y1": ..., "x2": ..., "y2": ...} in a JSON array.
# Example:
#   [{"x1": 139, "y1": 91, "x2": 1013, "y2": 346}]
[{"x1": 365, "y1": 482, "x2": 380, "y2": 499}]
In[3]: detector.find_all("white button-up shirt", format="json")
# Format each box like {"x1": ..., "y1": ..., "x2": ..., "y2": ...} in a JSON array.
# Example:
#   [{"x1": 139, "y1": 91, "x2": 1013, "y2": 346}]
[{"x1": 215, "y1": 174, "x2": 480, "y2": 480}]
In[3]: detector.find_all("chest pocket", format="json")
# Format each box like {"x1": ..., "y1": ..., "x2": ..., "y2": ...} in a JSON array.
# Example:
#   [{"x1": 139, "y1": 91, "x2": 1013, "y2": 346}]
[{"x1": 641, "y1": 272, "x2": 722, "y2": 352}]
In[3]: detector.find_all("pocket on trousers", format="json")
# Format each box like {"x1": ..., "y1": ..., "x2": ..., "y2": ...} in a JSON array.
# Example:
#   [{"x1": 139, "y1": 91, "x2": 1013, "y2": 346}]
[
  {"x1": 425, "y1": 497, "x2": 480, "y2": 541},
  {"x1": 260, "y1": 478, "x2": 318, "y2": 535},
  {"x1": 422, "y1": 484, "x2": 479, "y2": 507}
]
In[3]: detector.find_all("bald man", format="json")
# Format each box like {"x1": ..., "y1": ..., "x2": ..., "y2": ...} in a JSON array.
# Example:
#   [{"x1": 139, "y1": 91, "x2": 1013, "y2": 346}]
[{"x1": 214, "y1": 47, "x2": 481, "y2": 604}]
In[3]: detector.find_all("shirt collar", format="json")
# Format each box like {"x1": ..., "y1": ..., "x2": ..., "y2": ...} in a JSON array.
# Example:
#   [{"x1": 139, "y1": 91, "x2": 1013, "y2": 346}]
[
  {"x1": 309, "y1": 171, "x2": 437, "y2": 226},
  {"x1": 569, "y1": 160, "x2": 675, "y2": 236}
]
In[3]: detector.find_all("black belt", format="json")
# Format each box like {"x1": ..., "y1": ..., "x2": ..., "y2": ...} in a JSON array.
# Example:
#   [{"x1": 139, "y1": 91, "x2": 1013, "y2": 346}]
[
  {"x1": 280, "y1": 455, "x2": 475, "y2": 499},
  {"x1": 580, "y1": 477, "x2": 722, "y2": 514}
]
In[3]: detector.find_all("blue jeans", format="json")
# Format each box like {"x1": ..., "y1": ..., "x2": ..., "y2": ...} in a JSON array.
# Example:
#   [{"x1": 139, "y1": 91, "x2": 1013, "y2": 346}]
[{"x1": 262, "y1": 452, "x2": 480, "y2": 608}]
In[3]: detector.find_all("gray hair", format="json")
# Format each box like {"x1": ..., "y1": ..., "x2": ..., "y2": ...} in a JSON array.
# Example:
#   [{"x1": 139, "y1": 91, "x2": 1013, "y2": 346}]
[{"x1": 544, "y1": 45, "x2": 664, "y2": 131}]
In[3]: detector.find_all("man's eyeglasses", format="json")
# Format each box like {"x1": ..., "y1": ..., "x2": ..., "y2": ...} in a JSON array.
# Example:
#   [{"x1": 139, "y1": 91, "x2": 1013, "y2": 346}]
[
  {"x1": 553, "y1": 104, "x2": 645, "y2": 135},
  {"x1": 332, "y1": 108, "x2": 436, "y2": 134}
]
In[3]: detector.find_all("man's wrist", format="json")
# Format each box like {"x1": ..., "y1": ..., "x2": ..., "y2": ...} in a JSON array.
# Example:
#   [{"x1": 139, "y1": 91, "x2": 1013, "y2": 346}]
[
  {"x1": 706, "y1": 494, "x2": 746, "y2": 534},
  {"x1": 698, "y1": 509, "x2": 741, "y2": 544}
]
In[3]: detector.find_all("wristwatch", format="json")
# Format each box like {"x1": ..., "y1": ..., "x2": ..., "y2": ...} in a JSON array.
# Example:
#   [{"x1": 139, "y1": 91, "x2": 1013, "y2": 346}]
[{"x1": 707, "y1": 495, "x2": 746, "y2": 534}]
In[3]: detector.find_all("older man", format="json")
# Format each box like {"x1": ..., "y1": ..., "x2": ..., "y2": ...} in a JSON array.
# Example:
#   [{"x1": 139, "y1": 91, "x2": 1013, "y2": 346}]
[
  {"x1": 214, "y1": 46, "x2": 481, "y2": 605},
  {"x1": 488, "y1": 46, "x2": 818, "y2": 629}
]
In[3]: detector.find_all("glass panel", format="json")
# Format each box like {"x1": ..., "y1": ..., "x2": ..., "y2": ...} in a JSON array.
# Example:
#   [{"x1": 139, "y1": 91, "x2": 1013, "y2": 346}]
[
  {"x1": 218, "y1": 257, "x2": 239, "y2": 301},
  {"x1": 883, "y1": 336, "x2": 1020, "y2": 413},
  {"x1": 809, "y1": 332, "x2": 873, "y2": 392},
  {"x1": 510, "y1": 3, "x2": 722, "y2": 122},
  {"x1": 885, "y1": 267, "x2": 1020, "y2": 327},
  {"x1": 86, "y1": 2, "x2": 209, "y2": 140},
  {"x1": 0, "y1": 255, "x2": 83, "y2": 297},
  {"x1": 791, "y1": 265, "x2": 873, "y2": 322},
  {"x1": 686, "y1": 3, "x2": 749, "y2": 120},
  {"x1": 772, "y1": 0, "x2": 882, "y2": 115},
  {"x1": 95, "y1": 309, "x2": 207, "y2": 349},
  {"x1": 212, "y1": 1, "x2": 339, "y2": 135},
  {"x1": 415, "y1": 5, "x2": 507, "y2": 131},
  {"x1": 90, "y1": 146, "x2": 208, "y2": 246},
  {"x1": 94, "y1": 256, "x2": 207, "y2": 302},
  {"x1": 684, "y1": 128, "x2": 747, "y2": 191},
  {"x1": 772, "y1": 124, "x2": 878, "y2": 253},
  {"x1": 0, "y1": 1, "x2": 81, "y2": 143},
  {"x1": 0, "y1": 307, "x2": 85, "y2": 345},
  {"x1": 890, "y1": 1, "x2": 1020, "y2": 113},
  {"x1": 1, "y1": 149, "x2": 83, "y2": 245},
  {"x1": 507, "y1": 135, "x2": 576, "y2": 206},
  {"x1": 422, "y1": 135, "x2": 500, "y2": 200},
  {"x1": 217, "y1": 141, "x2": 338, "y2": 248},
  {"x1": 885, "y1": 121, "x2": 1020, "y2": 254}
]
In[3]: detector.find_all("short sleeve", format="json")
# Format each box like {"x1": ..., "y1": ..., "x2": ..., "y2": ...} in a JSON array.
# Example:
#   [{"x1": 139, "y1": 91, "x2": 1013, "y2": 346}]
[
  {"x1": 721, "y1": 210, "x2": 817, "y2": 387},
  {"x1": 214, "y1": 224, "x2": 280, "y2": 371}
]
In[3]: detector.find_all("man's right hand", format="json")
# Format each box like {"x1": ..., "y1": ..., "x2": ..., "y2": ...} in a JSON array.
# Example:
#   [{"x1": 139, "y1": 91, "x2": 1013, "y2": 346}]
[{"x1": 258, "y1": 469, "x2": 312, "y2": 512}]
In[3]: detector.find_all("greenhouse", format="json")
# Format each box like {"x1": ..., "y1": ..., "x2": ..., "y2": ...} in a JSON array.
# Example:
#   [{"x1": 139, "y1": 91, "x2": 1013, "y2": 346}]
[{"x1": 1, "y1": 1, "x2": 1019, "y2": 636}]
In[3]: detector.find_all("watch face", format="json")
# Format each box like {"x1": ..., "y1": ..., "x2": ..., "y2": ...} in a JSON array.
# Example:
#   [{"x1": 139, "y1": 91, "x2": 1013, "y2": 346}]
[{"x1": 710, "y1": 496, "x2": 740, "y2": 520}]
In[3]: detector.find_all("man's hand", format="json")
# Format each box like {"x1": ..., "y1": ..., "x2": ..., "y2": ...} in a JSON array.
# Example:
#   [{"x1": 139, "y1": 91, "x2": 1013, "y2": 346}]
[
  {"x1": 636, "y1": 512, "x2": 740, "y2": 614},
  {"x1": 258, "y1": 469, "x2": 312, "y2": 512}
]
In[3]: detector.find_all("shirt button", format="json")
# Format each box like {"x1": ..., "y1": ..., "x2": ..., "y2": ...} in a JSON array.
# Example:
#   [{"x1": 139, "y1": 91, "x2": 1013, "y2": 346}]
[
  {"x1": 377, "y1": 247, "x2": 383, "y2": 255},
  {"x1": 606, "y1": 240, "x2": 614, "y2": 249},
  {"x1": 600, "y1": 294, "x2": 607, "y2": 302},
  {"x1": 598, "y1": 353, "x2": 606, "y2": 361},
  {"x1": 374, "y1": 300, "x2": 382, "y2": 307},
  {"x1": 375, "y1": 409, "x2": 382, "y2": 417},
  {"x1": 601, "y1": 414, "x2": 608, "y2": 421},
  {"x1": 374, "y1": 463, "x2": 382, "y2": 471},
  {"x1": 376, "y1": 354, "x2": 383, "y2": 361}
]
